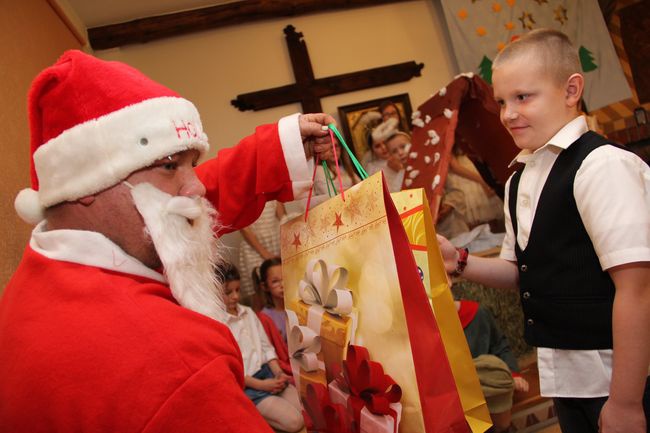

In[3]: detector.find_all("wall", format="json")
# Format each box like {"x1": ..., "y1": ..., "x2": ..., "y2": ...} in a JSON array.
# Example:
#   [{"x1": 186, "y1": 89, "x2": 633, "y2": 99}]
[
  {"x1": 93, "y1": 1, "x2": 458, "y2": 264},
  {"x1": 0, "y1": 1, "x2": 82, "y2": 290}
]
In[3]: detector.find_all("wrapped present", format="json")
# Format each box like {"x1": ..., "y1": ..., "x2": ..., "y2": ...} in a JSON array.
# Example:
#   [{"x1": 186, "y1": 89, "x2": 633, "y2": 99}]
[
  {"x1": 302, "y1": 383, "x2": 353, "y2": 433},
  {"x1": 293, "y1": 259, "x2": 357, "y2": 382},
  {"x1": 287, "y1": 311, "x2": 327, "y2": 397},
  {"x1": 329, "y1": 345, "x2": 402, "y2": 433}
]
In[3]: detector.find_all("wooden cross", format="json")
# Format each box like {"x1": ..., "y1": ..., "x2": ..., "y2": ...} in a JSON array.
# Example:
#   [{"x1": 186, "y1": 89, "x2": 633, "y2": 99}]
[{"x1": 231, "y1": 25, "x2": 424, "y2": 113}]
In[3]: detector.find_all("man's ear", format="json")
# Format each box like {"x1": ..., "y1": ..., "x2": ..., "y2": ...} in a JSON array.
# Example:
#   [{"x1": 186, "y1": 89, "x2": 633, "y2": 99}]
[
  {"x1": 566, "y1": 73, "x2": 584, "y2": 108},
  {"x1": 78, "y1": 195, "x2": 95, "y2": 206}
]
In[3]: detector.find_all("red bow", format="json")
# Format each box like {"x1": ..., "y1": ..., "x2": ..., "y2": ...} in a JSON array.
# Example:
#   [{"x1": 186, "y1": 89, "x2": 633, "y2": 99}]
[
  {"x1": 333, "y1": 345, "x2": 402, "y2": 433},
  {"x1": 302, "y1": 382, "x2": 352, "y2": 433}
]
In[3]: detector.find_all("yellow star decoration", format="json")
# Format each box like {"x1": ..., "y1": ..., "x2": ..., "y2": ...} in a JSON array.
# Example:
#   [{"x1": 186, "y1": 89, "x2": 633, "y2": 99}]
[
  {"x1": 506, "y1": 0, "x2": 516, "y2": 7},
  {"x1": 458, "y1": 8, "x2": 468, "y2": 20},
  {"x1": 554, "y1": 5, "x2": 568, "y2": 25},
  {"x1": 518, "y1": 11, "x2": 536, "y2": 30},
  {"x1": 476, "y1": 26, "x2": 487, "y2": 36},
  {"x1": 504, "y1": 21, "x2": 515, "y2": 31},
  {"x1": 492, "y1": 2, "x2": 502, "y2": 12},
  {"x1": 533, "y1": 0, "x2": 548, "y2": 4},
  {"x1": 497, "y1": 42, "x2": 506, "y2": 51}
]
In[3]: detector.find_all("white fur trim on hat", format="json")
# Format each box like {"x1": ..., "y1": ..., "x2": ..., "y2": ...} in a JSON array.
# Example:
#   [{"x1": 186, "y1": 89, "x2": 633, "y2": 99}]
[
  {"x1": 15, "y1": 188, "x2": 45, "y2": 225},
  {"x1": 33, "y1": 96, "x2": 209, "y2": 209}
]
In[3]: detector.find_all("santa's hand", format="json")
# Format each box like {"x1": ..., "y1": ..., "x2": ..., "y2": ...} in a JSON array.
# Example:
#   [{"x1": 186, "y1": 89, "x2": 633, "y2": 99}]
[{"x1": 299, "y1": 113, "x2": 336, "y2": 161}]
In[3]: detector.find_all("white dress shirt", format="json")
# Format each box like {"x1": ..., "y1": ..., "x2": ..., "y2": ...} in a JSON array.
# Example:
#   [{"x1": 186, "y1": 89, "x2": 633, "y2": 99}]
[
  {"x1": 225, "y1": 305, "x2": 277, "y2": 377},
  {"x1": 500, "y1": 116, "x2": 650, "y2": 397}
]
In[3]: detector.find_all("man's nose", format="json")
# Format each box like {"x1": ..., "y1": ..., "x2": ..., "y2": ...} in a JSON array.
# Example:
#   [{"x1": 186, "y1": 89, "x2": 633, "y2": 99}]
[{"x1": 179, "y1": 169, "x2": 206, "y2": 198}]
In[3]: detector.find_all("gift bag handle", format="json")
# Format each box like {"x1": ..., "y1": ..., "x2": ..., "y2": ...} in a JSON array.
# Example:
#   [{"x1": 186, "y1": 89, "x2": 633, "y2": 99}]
[{"x1": 304, "y1": 124, "x2": 369, "y2": 220}]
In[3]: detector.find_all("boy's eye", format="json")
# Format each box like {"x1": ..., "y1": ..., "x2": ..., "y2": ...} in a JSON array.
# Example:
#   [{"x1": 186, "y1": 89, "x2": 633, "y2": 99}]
[
  {"x1": 516, "y1": 94, "x2": 529, "y2": 102},
  {"x1": 495, "y1": 99, "x2": 505, "y2": 106}
]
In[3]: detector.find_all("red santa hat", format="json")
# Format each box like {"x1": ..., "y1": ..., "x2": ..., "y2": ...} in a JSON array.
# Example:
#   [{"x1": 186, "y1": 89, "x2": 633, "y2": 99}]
[{"x1": 15, "y1": 50, "x2": 209, "y2": 224}]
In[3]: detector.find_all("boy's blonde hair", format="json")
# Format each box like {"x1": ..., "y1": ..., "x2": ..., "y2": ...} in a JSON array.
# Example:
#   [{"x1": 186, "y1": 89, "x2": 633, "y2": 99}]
[{"x1": 493, "y1": 29, "x2": 581, "y2": 86}]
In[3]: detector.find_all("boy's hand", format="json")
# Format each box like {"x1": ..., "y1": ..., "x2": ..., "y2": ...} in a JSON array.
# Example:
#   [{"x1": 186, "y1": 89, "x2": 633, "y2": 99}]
[
  {"x1": 299, "y1": 113, "x2": 336, "y2": 162},
  {"x1": 437, "y1": 234, "x2": 459, "y2": 274},
  {"x1": 599, "y1": 398, "x2": 646, "y2": 433}
]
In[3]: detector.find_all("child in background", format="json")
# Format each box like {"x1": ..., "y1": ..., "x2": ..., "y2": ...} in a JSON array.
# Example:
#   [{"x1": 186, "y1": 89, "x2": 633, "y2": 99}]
[
  {"x1": 456, "y1": 300, "x2": 528, "y2": 432},
  {"x1": 368, "y1": 118, "x2": 406, "y2": 192},
  {"x1": 218, "y1": 263, "x2": 304, "y2": 433},
  {"x1": 437, "y1": 146, "x2": 504, "y2": 239},
  {"x1": 437, "y1": 29, "x2": 650, "y2": 433},
  {"x1": 385, "y1": 130, "x2": 411, "y2": 168},
  {"x1": 252, "y1": 257, "x2": 292, "y2": 377},
  {"x1": 253, "y1": 257, "x2": 287, "y2": 341}
]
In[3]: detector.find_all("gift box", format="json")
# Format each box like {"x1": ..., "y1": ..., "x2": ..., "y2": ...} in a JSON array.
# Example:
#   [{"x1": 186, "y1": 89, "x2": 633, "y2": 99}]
[
  {"x1": 302, "y1": 383, "x2": 352, "y2": 433},
  {"x1": 287, "y1": 314, "x2": 328, "y2": 399},
  {"x1": 293, "y1": 300, "x2": 354, "y2": 382},
  {"x1": 293, "y1": 259, "x2": 357, "y2": 382},
  {"x1": 328, "y1": 345, "x2": 403, "y2": 433}
]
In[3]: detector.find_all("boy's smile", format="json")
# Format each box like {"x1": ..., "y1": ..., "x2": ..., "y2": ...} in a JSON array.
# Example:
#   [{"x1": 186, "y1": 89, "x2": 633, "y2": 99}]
[{"x1": 493, "y1": 55, "x2": 579, "y2": 152}]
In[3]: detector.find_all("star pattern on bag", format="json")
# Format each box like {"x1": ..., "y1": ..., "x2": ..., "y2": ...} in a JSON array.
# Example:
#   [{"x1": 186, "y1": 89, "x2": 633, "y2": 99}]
[
  {"x1": 345, "y1": 194, "x2": 363, "y2": 223},
  {"x1": 292, "y1": 232, "x2": 302, "y2": 250},
  {"x1": 332, "y1": 212, "x2": 344, "y2": 233}
]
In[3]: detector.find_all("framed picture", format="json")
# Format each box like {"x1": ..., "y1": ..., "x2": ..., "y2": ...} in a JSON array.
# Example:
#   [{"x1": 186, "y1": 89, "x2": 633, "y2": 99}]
[{"x1": 337, "y1": 93, "x2": 413, "y2": 160}]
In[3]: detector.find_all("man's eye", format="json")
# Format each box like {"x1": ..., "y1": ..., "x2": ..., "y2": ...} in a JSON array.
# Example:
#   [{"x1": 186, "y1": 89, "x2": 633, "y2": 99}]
[{"x1": 162, "y1": 162, "x2": 178, "y2": 170}]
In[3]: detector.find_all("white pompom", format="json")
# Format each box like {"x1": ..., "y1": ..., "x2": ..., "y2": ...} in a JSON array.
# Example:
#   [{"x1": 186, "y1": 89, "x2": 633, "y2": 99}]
[{"x1": 14, "y1": 188, "x2": 45, "y2": 225}]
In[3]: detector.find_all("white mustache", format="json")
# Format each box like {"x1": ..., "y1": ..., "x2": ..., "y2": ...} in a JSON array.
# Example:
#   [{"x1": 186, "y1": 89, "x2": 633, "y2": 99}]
[{"x1": 166, "y1": 195, "x2": 203, "y2": 220}]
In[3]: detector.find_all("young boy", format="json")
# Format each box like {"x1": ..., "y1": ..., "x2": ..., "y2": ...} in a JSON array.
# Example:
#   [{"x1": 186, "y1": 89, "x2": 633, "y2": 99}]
[{"x1": 438, "y1": 29, "x2": 650, "y2": 433}]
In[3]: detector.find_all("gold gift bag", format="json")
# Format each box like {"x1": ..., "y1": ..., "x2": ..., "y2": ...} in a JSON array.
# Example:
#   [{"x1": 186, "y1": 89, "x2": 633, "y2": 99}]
[
  {"x1": 282, "y1": 173, "x2": 471, "y2": 433},
  {"x1": 392, "y1": 189, "x2": 491, "y2": 433}
]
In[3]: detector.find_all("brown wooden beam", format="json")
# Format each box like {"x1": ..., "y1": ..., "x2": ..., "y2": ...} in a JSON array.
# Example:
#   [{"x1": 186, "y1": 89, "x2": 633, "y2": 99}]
[
  {"x1": 231, "y1": 61, "x2": 424, "y2": 111},
  {"x1": 88, "y1": 0, "x2": 416, "y2": 50}
]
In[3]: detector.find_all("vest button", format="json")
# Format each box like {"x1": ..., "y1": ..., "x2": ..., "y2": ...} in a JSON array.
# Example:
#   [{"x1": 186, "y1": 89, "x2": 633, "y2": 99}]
[
  {"x1": 527, "y1": 318, "x2": 534, "y2": 326},
  {"x1": 520, "y1": 264, "x2": 528, "y2": 272},
  {"x1": 523, "y1": 291, "x2": 531, "y2": 299}
]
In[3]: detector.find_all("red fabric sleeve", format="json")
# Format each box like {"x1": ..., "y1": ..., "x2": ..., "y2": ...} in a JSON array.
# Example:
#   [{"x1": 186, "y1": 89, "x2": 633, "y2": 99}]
[{"x1": 196, "y1": 123, "x2": 296, "y2": 235}]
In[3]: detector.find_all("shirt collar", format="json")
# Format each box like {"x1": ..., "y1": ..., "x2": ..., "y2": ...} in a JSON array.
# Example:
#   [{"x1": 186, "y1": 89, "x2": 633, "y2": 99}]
[
  {"x1": 508, "y1": 116, "x2": 589, "y2": 167},
  {"x1": 30, "y1": 221, "x2": 167, "y2": 283},
  {"x1": 225, "y1": 304, "x2": 249, "y2": 322}
]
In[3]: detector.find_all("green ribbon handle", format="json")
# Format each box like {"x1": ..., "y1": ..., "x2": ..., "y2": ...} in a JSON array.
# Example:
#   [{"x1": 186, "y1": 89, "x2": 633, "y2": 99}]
[
  {"x1": 321, "y1": 160, "x2": 338, "y2": 197},
  {"x1": 327, "y1": 123, "x2": 369, "y2": 180}
]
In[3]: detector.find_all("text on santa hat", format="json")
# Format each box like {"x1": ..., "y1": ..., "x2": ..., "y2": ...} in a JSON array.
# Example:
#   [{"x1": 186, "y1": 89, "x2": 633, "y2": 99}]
[{"x1": 172, "y1": 120, "x2": 199, "y2": 140}]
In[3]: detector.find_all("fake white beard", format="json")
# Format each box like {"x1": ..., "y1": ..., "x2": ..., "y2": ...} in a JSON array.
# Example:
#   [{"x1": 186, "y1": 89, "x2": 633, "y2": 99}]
[{"x1": 129, "y1": 182, "x2": 226, "y2": 322}]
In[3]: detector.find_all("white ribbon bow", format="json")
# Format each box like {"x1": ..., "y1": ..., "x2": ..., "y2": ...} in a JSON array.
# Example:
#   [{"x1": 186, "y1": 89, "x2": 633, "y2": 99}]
[
  {"x1": 298, "y1": 259, "x2": 353, "y2": 316},
  {"x1": 288, "y1": 325, "x2": 322, "y2": 372}
]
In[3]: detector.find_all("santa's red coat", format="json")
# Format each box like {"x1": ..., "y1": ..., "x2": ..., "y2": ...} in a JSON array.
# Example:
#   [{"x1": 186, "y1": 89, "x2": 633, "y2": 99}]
[{"x1": 0, "y1": 120, "x2": 308, "y2": 432}]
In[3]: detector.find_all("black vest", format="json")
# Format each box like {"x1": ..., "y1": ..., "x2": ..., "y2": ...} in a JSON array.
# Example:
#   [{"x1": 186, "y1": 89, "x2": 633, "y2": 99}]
[{"x1": 510, "y1": 131, "x2": 616, "y2": 350}]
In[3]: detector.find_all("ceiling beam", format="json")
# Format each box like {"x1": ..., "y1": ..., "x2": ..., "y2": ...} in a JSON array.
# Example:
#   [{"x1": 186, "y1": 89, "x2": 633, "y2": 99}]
[{"x1": 88, "y1": 0, "x2": 416, "y2": 50}]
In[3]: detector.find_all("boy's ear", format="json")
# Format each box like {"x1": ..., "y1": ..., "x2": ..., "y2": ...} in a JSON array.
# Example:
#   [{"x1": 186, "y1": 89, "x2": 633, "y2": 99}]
[{"x1": 565, "y1": 73, "x2": 584, "y2": 108}]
